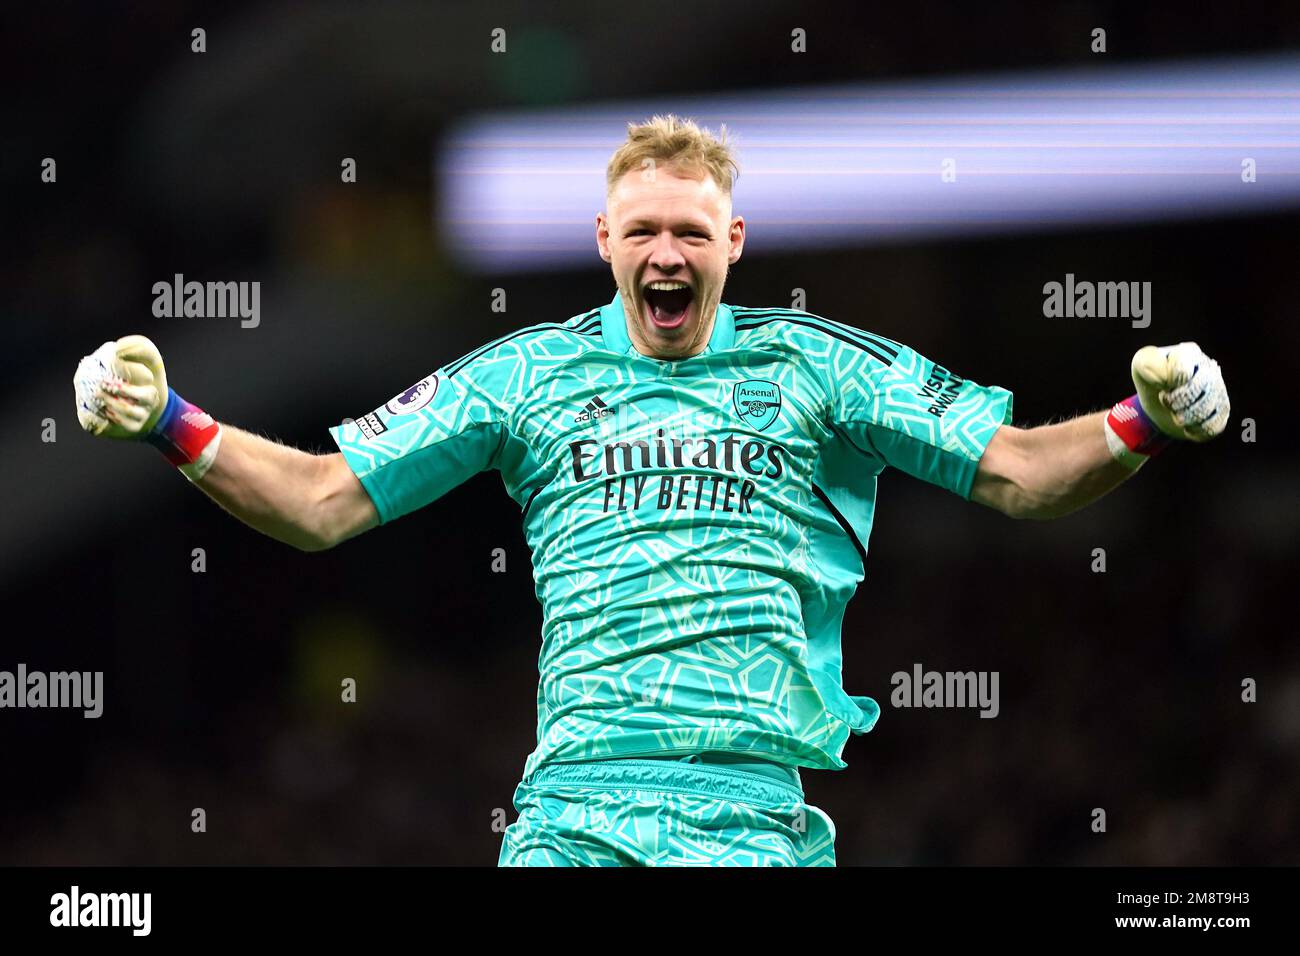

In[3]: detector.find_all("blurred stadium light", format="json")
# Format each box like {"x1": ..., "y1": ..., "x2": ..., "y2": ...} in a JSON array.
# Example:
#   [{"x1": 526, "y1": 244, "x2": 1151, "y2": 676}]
[{"x1": 438, "y1": 53, "x2": 1300, "y2": 272}]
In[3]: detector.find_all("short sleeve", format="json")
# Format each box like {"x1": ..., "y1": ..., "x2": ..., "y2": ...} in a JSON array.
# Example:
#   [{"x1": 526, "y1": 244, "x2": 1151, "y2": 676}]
[
  {"x1": 329, "y1": 352, "x2": 515, "y2": 525},
  {"x1": 830, "y1": 341, "x2": 1013, "y2": 499}
]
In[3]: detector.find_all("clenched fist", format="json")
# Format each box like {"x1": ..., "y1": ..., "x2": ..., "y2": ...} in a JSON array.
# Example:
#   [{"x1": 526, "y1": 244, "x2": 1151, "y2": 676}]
[
  {"x1": 73, "y1": 335, "x2": 169, "y2": 439},
  {"x1": 1131, "y1": 342, "x2": 1230, "y2": 442}
]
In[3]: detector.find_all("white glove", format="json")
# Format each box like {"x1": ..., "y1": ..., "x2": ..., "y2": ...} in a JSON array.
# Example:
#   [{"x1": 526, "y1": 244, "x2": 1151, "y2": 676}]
[
  {"x1": 74, "y1": 335, "x2": 169, "y2": 439},
  {"x1": 74, "y1": 334, "x2": 221, "y2": 480},
  {"x1": 1131, "y1": 341, "x2": 1230, "y2": 442}
]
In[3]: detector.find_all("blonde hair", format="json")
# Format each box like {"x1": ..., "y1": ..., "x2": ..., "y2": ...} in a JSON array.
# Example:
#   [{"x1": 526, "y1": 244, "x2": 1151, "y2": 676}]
[{"x1": 606, "y1": 114, "x2": 739, "y2": 197}]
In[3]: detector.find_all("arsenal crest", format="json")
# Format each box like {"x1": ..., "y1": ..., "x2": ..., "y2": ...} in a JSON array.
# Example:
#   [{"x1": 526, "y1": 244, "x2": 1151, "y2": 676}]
[{"x1": 732, "y1": 379, "x2": 782, "y2": 431}]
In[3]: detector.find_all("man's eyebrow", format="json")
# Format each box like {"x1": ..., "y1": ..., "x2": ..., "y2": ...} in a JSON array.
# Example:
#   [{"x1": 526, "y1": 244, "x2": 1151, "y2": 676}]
[{"x1": 621, "y1": 217, "x2": 713, "y2": 231}]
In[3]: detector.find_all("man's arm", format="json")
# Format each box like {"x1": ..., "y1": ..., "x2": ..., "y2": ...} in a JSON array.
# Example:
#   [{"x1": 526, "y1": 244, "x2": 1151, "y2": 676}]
[
  {"x1": 970, "y1": 341, "x2": 1230, "y2": 520},
  {"x1": 74, "y1": 335, "x2": 377, "y2": 552},
  {"x1": 192, "y1": 427, "x2": 378, "y2": 552},
  {"x1": 970, "y1": 412, "x2": 1134, "y2": 519}
]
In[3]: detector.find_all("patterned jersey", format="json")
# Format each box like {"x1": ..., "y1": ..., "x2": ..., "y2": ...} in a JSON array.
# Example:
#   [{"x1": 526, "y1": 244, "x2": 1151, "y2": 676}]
[{"x1": 330, "y1": 292, "x2": 1013, "y2": 780}]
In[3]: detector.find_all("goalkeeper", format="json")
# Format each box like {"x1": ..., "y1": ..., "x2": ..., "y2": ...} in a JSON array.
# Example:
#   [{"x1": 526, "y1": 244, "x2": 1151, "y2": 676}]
[{"x1": 74, "y1": 115, "x2": 1229, "y2": 866}]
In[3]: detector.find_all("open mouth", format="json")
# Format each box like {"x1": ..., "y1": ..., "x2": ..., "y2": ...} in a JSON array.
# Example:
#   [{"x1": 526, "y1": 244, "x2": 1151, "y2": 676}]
[{"x1": 642, "y1": 281, "x2": 694, "y2": 331}]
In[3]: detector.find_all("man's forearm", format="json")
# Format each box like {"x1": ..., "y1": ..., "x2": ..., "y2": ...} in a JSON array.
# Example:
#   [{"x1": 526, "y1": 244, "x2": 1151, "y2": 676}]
[
  {"x1": 976, "y1": 412, "x2": 1139, "y2": 520},
  {"x1": 1016, "y1": 411, "x2": 1138, "y2": 518},
  {"x1": 192, "y1": 425, "x2": 334, "y2": 551}
]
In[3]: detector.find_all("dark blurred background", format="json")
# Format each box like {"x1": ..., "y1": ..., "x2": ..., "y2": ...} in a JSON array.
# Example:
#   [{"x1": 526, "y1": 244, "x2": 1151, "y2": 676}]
[{"x1": 2, "y1": 1, "x2": 1297, "y2": 865}]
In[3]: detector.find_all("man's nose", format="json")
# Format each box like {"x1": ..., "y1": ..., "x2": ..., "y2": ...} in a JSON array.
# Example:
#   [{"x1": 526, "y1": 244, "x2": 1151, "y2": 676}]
[{"x1": 648, "y1": 231, "x2": 686, "y2": 270}]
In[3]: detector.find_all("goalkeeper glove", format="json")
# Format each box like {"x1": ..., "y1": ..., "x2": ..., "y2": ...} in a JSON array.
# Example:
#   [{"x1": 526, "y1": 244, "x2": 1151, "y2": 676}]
[
  {"x1": 1104, "y1": 341, "x2": 1230, "y2": 468},
  {"x1": 73, "y1": 335, "x2": 223, "y2": 481}
]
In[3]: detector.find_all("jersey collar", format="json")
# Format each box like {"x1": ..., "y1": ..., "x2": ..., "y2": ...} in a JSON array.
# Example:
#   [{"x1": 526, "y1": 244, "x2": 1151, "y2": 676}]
[{"x1": 599, "y1": 290, "x2": 735, "y2": 359}]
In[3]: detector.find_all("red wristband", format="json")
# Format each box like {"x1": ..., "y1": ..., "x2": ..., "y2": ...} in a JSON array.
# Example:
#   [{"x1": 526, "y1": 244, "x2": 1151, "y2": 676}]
[
  {"x1": 145, "y1": 387, "x2": 221, "y2": 467},
  {"x1": 1106, "y1": 394, "x2": 1170, "y2": 457}
]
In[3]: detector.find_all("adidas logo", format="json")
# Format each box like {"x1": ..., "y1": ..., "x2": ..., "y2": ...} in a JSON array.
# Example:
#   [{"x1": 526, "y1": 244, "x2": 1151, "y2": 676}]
[{"x1": 574, "y1": 395, "x2": 615, "y2": 423}]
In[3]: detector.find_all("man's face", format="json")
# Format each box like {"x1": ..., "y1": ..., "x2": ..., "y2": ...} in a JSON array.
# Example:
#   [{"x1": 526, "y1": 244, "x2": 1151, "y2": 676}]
[{"x1": 596, "y1": 165, "x2": 744, "y2": 359}]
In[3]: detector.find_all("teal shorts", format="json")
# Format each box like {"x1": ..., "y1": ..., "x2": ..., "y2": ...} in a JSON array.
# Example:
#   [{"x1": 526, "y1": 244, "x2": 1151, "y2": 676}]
[{"x1": 498, "y1": 753, "x2": 837, "y2": 866}]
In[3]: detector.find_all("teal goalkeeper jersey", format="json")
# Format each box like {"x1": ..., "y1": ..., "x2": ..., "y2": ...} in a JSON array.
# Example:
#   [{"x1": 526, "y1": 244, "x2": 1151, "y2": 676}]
[{"x1": 330, "y1": 292, "x2": 1013, "y2": 779}]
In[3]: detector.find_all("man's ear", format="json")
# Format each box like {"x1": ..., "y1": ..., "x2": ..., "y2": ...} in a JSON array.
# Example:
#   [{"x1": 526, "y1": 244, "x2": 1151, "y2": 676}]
[
  {"x1": 595, "y1": 212, "x2": 612, "y2": 262},
  {"x1": 727, "y1": 215, "x2": 746, "y2": 264}
]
